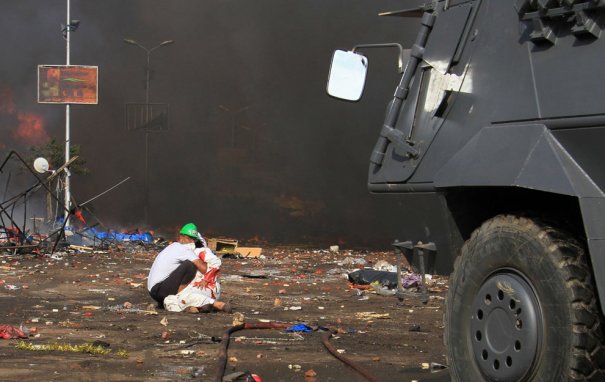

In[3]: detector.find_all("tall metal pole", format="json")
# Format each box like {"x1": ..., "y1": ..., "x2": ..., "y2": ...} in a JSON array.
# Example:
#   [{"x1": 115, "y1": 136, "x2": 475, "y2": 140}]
[
  {"x1": 123, "y1": 38, "x2": 174, "y2": 226},
  {"x1": 64, "y1": 0, "x2": 71, "y2": 225},
  {"x1": 144, "y1": 51, "x2": 150, "y2": 225}
]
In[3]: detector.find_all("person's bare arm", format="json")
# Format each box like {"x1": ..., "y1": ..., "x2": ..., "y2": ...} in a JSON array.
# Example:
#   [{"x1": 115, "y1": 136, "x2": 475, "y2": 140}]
[{"x1": 192, "y1": 259, "x2": 208, "y2": 274}]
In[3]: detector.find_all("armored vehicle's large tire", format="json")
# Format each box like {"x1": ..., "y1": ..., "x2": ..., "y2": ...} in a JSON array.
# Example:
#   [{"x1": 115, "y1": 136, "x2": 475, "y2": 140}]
[{"x1": 445, "y1": 215, "x2": 605, "y2": 381}]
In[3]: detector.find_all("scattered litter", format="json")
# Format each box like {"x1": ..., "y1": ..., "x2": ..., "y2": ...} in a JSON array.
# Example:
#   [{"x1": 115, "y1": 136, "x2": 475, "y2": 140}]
[
  {"x1": 430, "y1": 362, "x2": 448, "y2": 372},
  {"x1": 289, "y1": 364, "x2": 302, "y2": 371},
  {"x1": 232, "y1": 312, "x2": 245, "y2": 326},
  {"x1": 106, "y1": 305, "x2": 157, "y2": 315},
  {"x1": 0, "y1": 325, "x2": 27, "y2": 339},
  {"x1": 373, "y1": 260, "x2": 397, "y2": 272},
  {"x1": 241, "y1": 273, "x2": 269, "y2": 279},
  {"x1": 160, "y1": 317, "x2": 168, "y2": 326},
  {"x1": 285, "y1": 324, "x2": 312, "y2": 333},
  {"x1": 354, "y1": 312, "x2": 391, "y2": 321},
  {"x1": 402, "y1": 273, "x2": 422, "y2": 288},
  {"x1": 234, "y1": 247, "x2": 263, "y2": 258},
  {"x1": 370, "y1": 282, "x2": 396, "y2": 296},
  {"x1": 82, "y1": 305, "x2": 102, "y2": 310},
  {"x1": 4, "y1": 284, "x2": 19, "y2": 290},
  {"x1": 340, "y1": 257, "x2": 366, "y2": 266},
  {"x1": 348, "y1": 269, "x2": 397, "y2": 289},
  {"x1": 69, "y1": 244, "x2": 94, "y2": 252},
  {"x1": 305, "y1": 369, "x2": 317, "y2": 378},
  {"x1": 87, "y1": 289, "x2": 111, "y2": 294},
  {"x1": 329, "y1": 245, "x2": 339, "y2": 252},
  {"x1": 285, "y1": 306, "x2": 302, "y2": 311}
]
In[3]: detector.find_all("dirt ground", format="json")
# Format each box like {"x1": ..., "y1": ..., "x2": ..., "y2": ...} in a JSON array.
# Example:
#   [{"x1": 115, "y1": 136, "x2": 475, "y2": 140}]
[{"x1": 0, "y1": 245, "x2": 450, "y2": 382}]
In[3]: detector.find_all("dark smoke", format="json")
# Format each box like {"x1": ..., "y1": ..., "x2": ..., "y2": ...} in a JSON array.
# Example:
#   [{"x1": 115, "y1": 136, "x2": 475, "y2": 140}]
[{"x1": 0, "y1": 0, "x2": 425, "y2": 248}]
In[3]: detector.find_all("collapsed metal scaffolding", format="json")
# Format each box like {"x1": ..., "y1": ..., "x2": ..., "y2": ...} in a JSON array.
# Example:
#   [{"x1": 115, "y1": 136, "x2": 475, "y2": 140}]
[
  {"x1": 0, "y1": 150, "x2": 162, "y2": 256},
  {"x1": 0, "y1": 150, "x2": 73, "y2": 253}
]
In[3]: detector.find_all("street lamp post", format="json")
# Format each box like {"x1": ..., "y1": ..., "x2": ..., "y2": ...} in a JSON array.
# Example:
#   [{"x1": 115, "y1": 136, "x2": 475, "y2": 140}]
[
  {"x1": 59, "y1": 0, "x2": 80, "y2": 228},
  {"x1": 123, "y1": 38, "x2": 174, "y2": 226},
  {"x1": 64, "y1": 0, "x2": 74, "y2": 225}
]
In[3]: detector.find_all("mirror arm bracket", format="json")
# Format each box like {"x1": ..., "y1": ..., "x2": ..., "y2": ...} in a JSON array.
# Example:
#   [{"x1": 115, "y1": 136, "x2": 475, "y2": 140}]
[{"x1": 352, "y1": 43, "x2": 406, "y2": 72}]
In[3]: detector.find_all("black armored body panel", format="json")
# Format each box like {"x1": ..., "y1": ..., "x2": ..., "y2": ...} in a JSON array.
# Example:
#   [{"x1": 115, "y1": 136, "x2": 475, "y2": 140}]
[{"x1": 328, "y1": 0, "x2": 605, "y2": 380}]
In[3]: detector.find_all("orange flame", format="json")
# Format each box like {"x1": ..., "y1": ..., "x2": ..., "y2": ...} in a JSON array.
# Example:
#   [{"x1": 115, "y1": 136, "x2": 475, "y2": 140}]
[{"x1": 12, "y1": 113, "x2": 49, "y2": 146}]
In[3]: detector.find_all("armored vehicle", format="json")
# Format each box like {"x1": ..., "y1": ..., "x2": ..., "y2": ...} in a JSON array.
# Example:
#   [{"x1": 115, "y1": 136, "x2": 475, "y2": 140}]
[{"x1": 327, "y1": 0, "x2": 605, "y2": 380}]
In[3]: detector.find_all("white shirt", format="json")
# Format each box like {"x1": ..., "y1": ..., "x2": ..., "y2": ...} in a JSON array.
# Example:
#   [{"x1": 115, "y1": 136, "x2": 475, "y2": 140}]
[
  {"x1": 147, "y1": 242, "x2": 198, "y2": 291},
  {"x1": 194, "y1": 247, "x2": 221, "y2": 269}
]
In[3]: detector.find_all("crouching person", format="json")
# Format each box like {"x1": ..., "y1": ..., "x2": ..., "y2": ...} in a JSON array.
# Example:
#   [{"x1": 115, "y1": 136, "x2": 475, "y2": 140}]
[
  {"x1": 146, "y1": 223, "x2": 223, "y2": 310},
  {"x1": 164, "y1": 237, "x2": 231, "y2": 313}
]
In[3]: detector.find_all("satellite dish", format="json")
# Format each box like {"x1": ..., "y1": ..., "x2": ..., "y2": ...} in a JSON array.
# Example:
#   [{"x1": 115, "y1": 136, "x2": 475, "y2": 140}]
[{"x1": 33, "y1": 157, "x2": 50, "y2": 174}]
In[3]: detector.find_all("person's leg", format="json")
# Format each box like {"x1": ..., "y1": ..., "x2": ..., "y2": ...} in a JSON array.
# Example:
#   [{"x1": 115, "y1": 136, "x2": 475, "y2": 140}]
[
  {"x1": 212, "y1": 301, "x2": 232, "y2": 313},
  {"x1": 151, "y1": 261, "x2": 197, "y2": 305},
  {"x1": 149, "y1": 284, "x2": 164, "y2": 307},
  {"x1": 195, "y1": 300, "x2": 231, "y2": 313}
]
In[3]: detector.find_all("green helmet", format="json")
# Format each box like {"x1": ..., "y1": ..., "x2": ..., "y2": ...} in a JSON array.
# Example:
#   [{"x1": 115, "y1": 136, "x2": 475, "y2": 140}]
[{"x1": 179, "y1": 223, "x2": 199, "y2": 239}]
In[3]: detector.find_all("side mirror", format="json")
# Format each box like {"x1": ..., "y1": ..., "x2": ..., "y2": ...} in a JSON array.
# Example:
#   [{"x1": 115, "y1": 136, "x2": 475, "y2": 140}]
[{"x1": 326, "y1": 50, "x2": 368, "y2": 102}]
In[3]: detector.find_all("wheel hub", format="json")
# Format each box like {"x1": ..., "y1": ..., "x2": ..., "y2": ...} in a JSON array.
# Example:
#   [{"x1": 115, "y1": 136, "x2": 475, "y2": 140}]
[{"x1": 470, "y1": 272, "x2": 541, "y2": 381}]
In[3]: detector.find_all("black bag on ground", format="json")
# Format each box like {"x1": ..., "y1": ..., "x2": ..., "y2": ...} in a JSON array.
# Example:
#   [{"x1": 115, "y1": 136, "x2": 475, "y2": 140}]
[{"x1": 347, "y1": 269, "x2": 398, "y2": 289}]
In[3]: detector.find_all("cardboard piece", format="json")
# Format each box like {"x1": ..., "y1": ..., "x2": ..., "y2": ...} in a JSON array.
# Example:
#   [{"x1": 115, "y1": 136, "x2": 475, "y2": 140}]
[
  {"x1": 207, "y1": 238, "x2": 238, "y2": 253},
  {"x1": 235, "y1": 247, "x2": 263, "y2": 258}
]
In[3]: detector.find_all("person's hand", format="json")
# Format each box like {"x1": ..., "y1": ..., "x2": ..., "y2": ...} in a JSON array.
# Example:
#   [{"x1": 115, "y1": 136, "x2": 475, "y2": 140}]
[{"x1": 196, "y1": 280, "x2": 209, "y2": 289}]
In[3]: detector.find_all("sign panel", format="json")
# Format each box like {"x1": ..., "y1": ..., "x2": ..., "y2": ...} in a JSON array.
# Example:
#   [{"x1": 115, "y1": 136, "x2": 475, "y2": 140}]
[{"x1": 37, "y1": 65, "x2": 98, "y2": 104}]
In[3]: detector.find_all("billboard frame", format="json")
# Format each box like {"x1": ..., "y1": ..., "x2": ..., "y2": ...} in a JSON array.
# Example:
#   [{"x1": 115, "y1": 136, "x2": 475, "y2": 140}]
[{"x1": 37, "y1": 65, "x2": 99, "y2": 105}]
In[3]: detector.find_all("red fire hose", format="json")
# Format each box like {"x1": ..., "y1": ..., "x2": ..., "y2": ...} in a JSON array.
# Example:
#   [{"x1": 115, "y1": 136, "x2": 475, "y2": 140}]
[
  {"x1": 214, "y1": 322, "x2": 380, "y2": 382},
  {"x1": 214, "y1": 322, "x2": 290, "y2": 382},
  {"x1": 320, "y1": 331, "x2": 380, "y2": 382}
]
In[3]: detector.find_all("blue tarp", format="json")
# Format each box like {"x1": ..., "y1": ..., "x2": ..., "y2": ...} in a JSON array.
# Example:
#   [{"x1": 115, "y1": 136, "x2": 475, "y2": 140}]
[
  {"x1": 76, "y1": 227, "x2": 153, "y2": 243},
  {"x1": 285, "y1": 324, "x2": 312, "y2": 333}
]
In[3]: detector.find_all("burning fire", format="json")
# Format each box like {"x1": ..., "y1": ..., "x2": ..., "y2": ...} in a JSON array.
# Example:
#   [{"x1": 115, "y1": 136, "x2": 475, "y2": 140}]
[
  {"x1": 12, "y1": 113, "x2": 48, "y2": 146},
  {"x1": 0, "y1": 83, "x2": 49, "y2": 147}
]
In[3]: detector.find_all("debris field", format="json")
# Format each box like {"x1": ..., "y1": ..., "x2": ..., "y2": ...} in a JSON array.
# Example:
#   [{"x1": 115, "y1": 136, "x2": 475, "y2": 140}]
[{"x1": 0, "y1": 245, "x2": 450, "y2": 381}]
